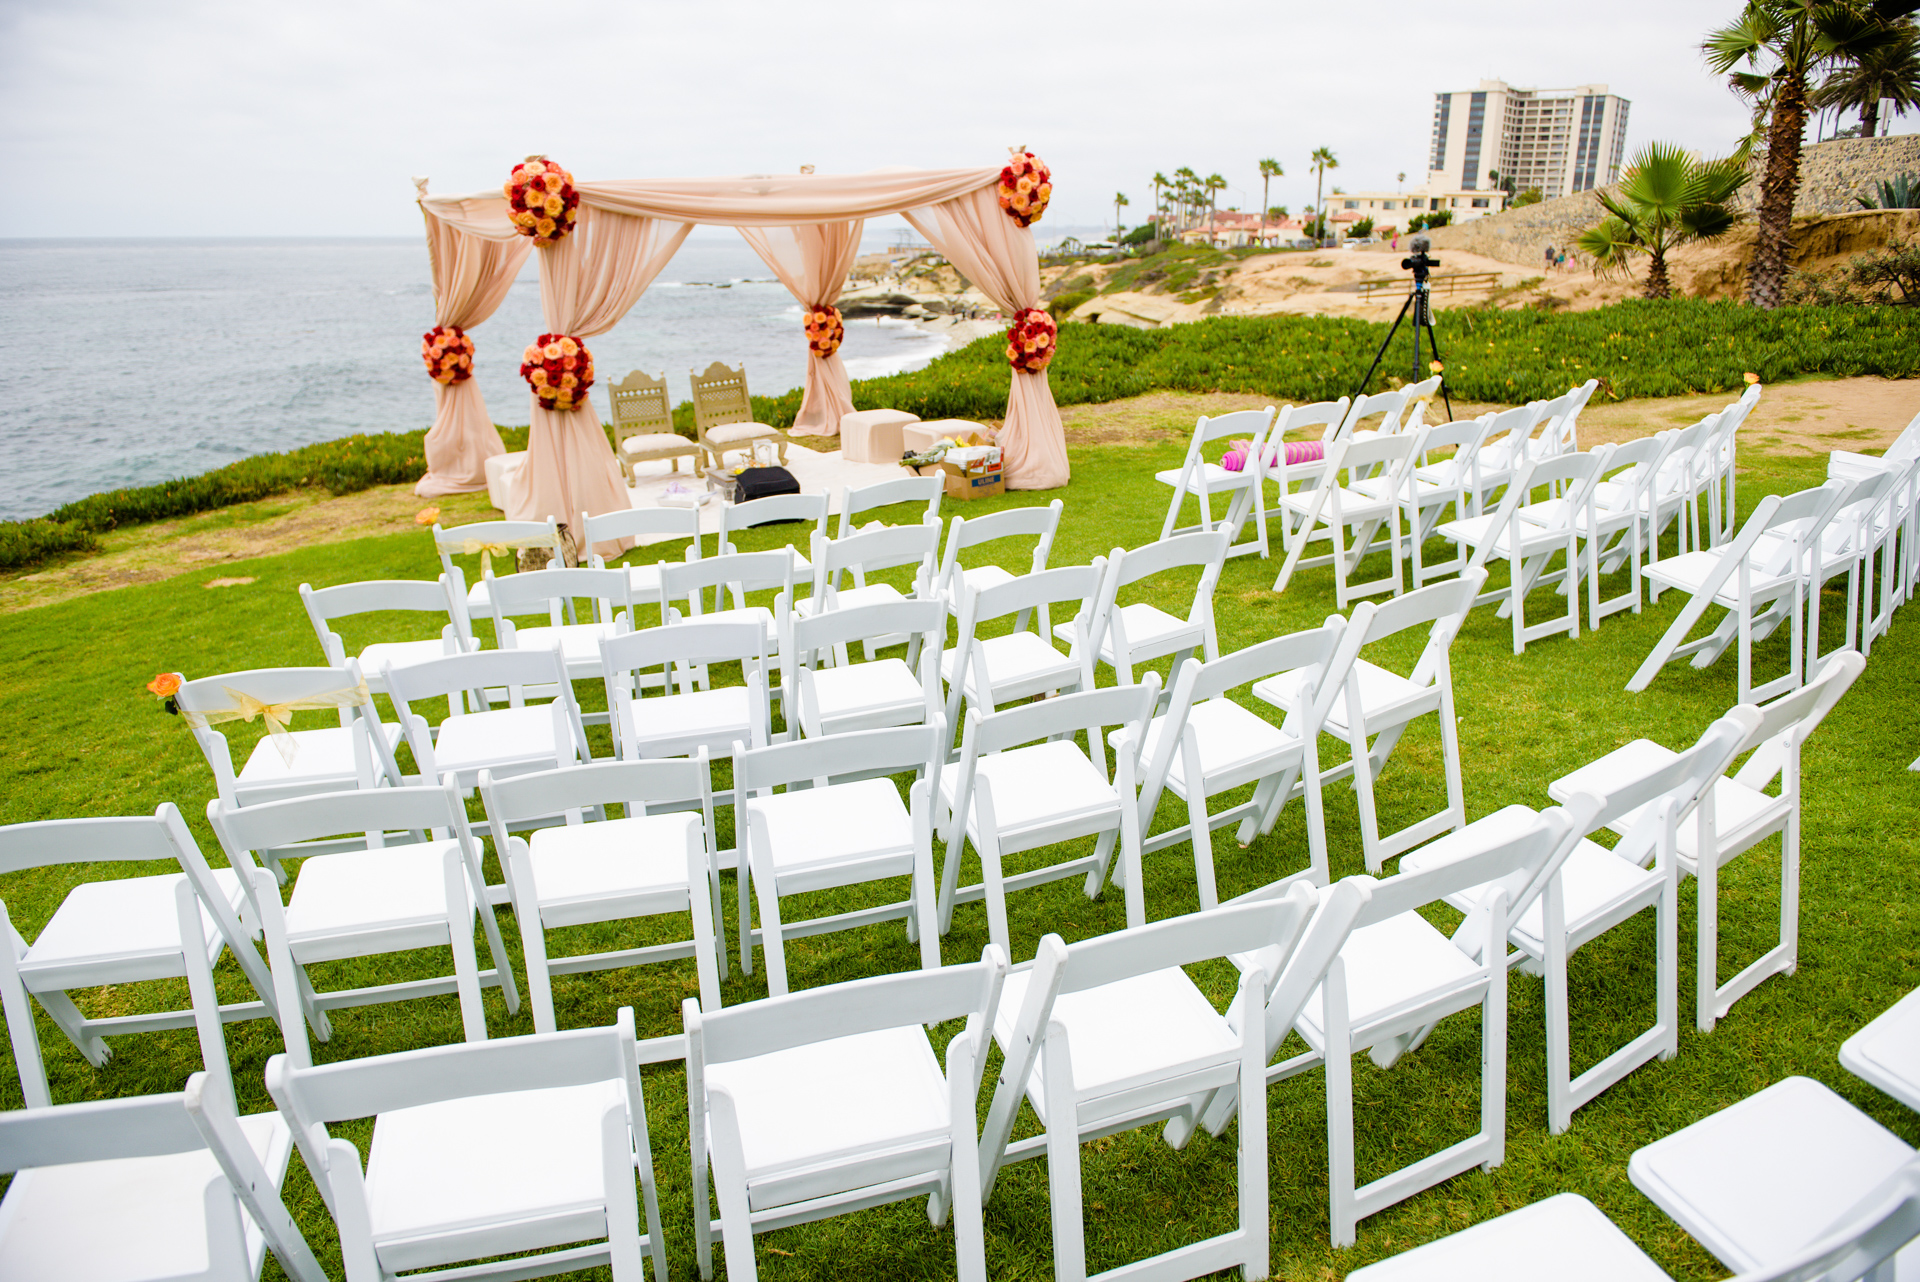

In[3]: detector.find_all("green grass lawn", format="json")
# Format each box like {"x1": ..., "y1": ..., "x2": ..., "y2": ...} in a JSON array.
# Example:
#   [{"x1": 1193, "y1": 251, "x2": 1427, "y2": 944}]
[{"x1": 1, "y1": 439, "x2": 1916, "y2": 1280}]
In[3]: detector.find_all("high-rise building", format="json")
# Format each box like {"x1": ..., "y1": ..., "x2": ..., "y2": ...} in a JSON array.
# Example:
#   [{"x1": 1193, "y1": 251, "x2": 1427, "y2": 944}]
[{"x1": 1428, "y1": 80, "x2": 1630, "y2": 201}]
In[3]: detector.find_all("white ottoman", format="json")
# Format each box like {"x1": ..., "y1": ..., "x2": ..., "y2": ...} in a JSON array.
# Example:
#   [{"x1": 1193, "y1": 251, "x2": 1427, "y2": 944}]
[
  {"x1": 839, "y1": 408, "x2": 921, "y2": 463},
  {"x1": 902, "y1": 419, "x2": 992, "y2": 455}
]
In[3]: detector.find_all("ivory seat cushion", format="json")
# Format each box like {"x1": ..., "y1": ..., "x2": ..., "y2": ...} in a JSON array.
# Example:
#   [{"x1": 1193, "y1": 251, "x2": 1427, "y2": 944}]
[
  {"x1": 704, "y1": 422, "x2": 782, "y2": 445},
  {"x1": 620, "y1": 432, "x2": 699, "y2": 460}
]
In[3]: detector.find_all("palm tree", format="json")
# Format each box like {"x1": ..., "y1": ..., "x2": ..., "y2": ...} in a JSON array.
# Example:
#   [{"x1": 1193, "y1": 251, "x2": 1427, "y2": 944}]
[
  {"x1": 1703, "y1": 2, "x2": 1885, "y2": 308},
  {"x1": 1812, "y1": 15, "x2": 1920, "y2": 137},
  {"x1": 1151, "y1": 172, "x2": 1169, "y2": 238},
  {"x1": 1112, "y1": 191, "x2": 1129, "y2": 241},
  {"x1": 1258, "y1": 158, "x2": 1283, "y2": 246},
  {"x1": 1174, "y1": 167, "x2": 1199, "y2": 231},
  {"x1": 1576, "y1": 142, "x2": 1746, "y2": 299},
  {"x1": 1309, "y1": 147, "x2": 1338, "y2": 241},
  {"x1": 1204, "y1": 174, "x2": 1227, "y2": 238}
]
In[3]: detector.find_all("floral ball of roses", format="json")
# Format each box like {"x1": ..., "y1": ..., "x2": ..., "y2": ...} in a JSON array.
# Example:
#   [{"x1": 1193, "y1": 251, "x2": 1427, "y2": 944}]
[
  {"x1": 421, "y1": 325, "x2": 474, "y2": 384},
  {"x1": 805, "y1": 305, "x2": 845, "y2": 358},
  {"x1": 504, "y1": 159, "x2": 580, "y2": 244},
  {"x1": 997, "y1": 152, "x2": 1052, "y2": 228},
  {"x1": 1006, "y1": 307, "x2": 1057, "y2": 373},
  {"x1": 519, "y1": 333, "x2": 595, "y2": 410}
]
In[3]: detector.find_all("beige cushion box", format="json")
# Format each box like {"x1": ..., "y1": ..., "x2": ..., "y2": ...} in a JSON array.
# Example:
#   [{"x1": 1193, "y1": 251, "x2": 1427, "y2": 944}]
[
  {"x1": 839, "y1": 409, "x2": 921, "y2": 463},
  {"x1": 704, "y1": 421, "x2": 782, "y2": 445},
  {"x1": 901, "y1": 419, "x2": 992, "y2": 455}
]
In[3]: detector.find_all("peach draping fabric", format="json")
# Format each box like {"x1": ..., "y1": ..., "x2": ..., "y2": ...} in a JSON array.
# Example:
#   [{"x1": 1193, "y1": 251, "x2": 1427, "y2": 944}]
[
  {"x1": 508, "y1": 204, "x2": 694, "y2": 557},
  {"x1": 415, "y1": 200, "x2": 532, "y2": 497},
  {"x1": 737, "y1": 221, "x2": 863, "y2": 435},
  {"x1": 578, "y1": 168, "x2": 1001, "y2": 226},
  {"x1": 906, "y1": 189, "x2": 1069, "y2": 490}
]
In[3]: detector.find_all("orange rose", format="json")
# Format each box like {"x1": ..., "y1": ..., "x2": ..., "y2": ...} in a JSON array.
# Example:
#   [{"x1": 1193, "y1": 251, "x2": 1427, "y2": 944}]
[
  {"x1": 415, "y1": 506, "x2": 441, "y2": 525},
  {"x1": 530, "y1": 369, "x2": 548, "y2": 385},
  {"x1": 1743, "y1": 371, "x2": 1760, "y2": 384},
  {"x1": 559, "y1": 337, "x2": 578, "y2": 356},
  {"x1": 544, "y1": 342, "x2": 564, "y2": 360},
  {"x1": 146, "y1": 672, "x2": 181, "y2": 698}
]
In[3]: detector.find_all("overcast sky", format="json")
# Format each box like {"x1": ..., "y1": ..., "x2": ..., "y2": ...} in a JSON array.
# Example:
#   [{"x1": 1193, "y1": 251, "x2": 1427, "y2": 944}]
[{"x1": 3, "y1": 0, "x2": 1908, "y2": 240}]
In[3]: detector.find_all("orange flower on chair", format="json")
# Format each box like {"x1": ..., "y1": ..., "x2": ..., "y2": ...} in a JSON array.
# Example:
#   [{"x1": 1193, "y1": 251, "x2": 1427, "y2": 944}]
[{"x1": 147, "y1": 672, "x2": 181, "y2": 699}]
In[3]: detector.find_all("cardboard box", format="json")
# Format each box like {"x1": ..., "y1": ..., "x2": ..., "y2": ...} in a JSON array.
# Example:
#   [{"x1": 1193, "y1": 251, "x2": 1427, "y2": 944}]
[{"x1": 903, "y1": 430, "x2": 1004, "y2": 501}]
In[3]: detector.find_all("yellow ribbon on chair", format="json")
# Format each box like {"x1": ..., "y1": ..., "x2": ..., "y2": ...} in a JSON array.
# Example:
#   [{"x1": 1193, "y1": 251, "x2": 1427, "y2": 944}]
[
  {"x1": 457, "y1": 537, "x2": 555, "y2": 578},
  {"x1": 180, "y1": 680, "x2": 371, "y2": 766}
]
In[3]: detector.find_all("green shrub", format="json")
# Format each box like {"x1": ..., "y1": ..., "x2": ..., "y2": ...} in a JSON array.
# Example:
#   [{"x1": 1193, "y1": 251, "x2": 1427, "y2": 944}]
[
  {"x1": 1049, "y1": 290, "x2": 1095, "y2": 320},
  {"x1": 0, "y1": 519, "x2": 98, "y2": 569}
]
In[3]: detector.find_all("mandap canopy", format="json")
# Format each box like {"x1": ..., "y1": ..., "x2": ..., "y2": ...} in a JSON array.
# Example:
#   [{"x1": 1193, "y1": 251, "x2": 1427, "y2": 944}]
[{"x1": 412, "y1": 155, "x2": 1066, "y2": 553}]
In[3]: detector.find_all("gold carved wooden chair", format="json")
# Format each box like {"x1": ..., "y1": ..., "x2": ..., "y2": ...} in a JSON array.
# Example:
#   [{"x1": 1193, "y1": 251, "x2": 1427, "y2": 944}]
[
  {"x1": 607, "y1": 369, "x2": 703, "y2": 482},
  {"x1": 689, "y1": 361, "x2": 789, "y2": 469}
]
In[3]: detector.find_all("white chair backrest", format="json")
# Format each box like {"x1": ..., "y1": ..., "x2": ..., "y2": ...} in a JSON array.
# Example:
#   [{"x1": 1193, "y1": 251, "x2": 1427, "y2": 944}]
[
  {"x1": 478, "y1": 757, "x2": 711, "y2": 847},
  {"x1": 300, "y1": 577, "x2": 467, "y2": 664},
  {"x1": 963, "y1": 677, "x2": 1159, "y2": 772},
  {"x1": 1752, "y1": 481, "x2": 1849, "y2": 578},
  {"x1": 384, "y1": 645, "x2": 572, "y2": 715},
  {"x1": 601, "y1": 619, "x2": 768, "y2": 698},
  {"x1": 787, "y1": 596, "x2": 946, "y2": 666},
  {"x1": 812, "y1": 521, "x2": 941, "y2": 604},
  {"x1": 1278, "y1": 398, "x2": 1352, "y2": 446},
  {"x1": 1183, "y1": 407, "x2": 1275, "y2": 454},
  {"x1": 1477, "y1": 401, "x2": 1547, "y2": 472},
  {"x1": 173, "y1": 664, "x2": 368, "y2": 727},
  {"x1": 837, "y1": 475, "x2": 944, "y2": 538},
  {"x1": 720, "y1": 492, "x2": 828, "y2": 556},
  {"x1": 580, "y1": 505, "x2": 701, "y2": 557},
  {"x1": 1087, "y1": 528, "x2": 1228, "y2": 653},
  {"x1": 486, "y1": 565, "x2": 633, "y2": 629},
  {"x1": 1361, "y1": 799, "x2": 1583, "y2": 936},
  {"x1": 1413, "y1": 413, "x2": 1494, "y2": 487},
  {"x1": 1600, "y1": 707, "x2": 1764, "y2": 865},
  {"x1": 1737, "y1": 1156, "x2": 1920, "y2": 1282},
  {"x1": 1350, "y1": 570, "x2": 1485, "y2": 687},
  {"x1": 1599, "y1": 430, "x2": 1672, "y2": 490},
  {"x1": 735, "y1": 723, "x2": 944, "y2": 797},
  {"x1": 937, "y1": 499, "x2": 1065, "y2": 595},
  {"x1": 212, "y1": 776, "x2": 474, "y2": 862},
  {"x1": 1734, "y1": 650, "x2": 1865, "y2": 788},
  {"x1": 1343, "y1": 389, "x2": 1410, "y2": 437},
  {"x1": 1529, "y1": 380, "x2": 1597, "y2": 458},
  {"x1": 659, "y1": 550, "x2": 793, "y2": 618},
  {"x1": 432, "y1": 518, "x2": 562, "y2": 582}
]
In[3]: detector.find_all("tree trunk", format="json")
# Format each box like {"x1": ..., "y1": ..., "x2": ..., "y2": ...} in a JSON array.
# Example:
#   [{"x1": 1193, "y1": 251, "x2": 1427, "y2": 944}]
[
  {"x1": 1749, "y1": 75, "x2": 1809, "y2": 308},
  {"x1": 1645, "y1": 248, "x2": 1673, "y2": 300},
  {"x1": 1863, "y1": 98, "x2": 1881, "y2": 138}
]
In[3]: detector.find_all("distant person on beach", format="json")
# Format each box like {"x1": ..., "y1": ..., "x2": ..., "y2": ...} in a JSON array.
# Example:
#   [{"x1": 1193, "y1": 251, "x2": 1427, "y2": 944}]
[
  {"x1": 1544, "y1": 244, "x2": 1556, "y2": 272},
  {"x1": 1391, "y1": 234, "x2": 1399, "y2": 250}
]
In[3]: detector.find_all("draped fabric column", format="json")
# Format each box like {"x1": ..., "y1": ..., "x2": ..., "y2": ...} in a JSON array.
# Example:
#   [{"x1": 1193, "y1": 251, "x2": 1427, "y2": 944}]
[
  {"x1": 511, "y1": 203, "x2": 693, "y2": 555},
  {"x1": 415, "y1": 191, "x2": 532, "y2": 496},
  {"x1": 737, "y1": 221, "x2": 863, "y2": 435},
  {"x1": 905, "y1": 189, "x2": 1068, "y2": 490}
]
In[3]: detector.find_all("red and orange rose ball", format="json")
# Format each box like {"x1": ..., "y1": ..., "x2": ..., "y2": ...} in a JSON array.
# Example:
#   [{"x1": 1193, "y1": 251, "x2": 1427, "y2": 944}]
[
  {"x1": 1005, "y1": 308, "x2": 1057, "y2": 374},
  {"x1": 420, "y1": 325, "x2": 475, "y2": 384},
  {"x1": 519, "y1": 333, "x2": 596, "y2": 411},
  {"x1": 997, "y1": 152, "x2": 1052, "y2": 228},
  {"x1": 504, "y1": 159, "x2": 580, "y2": 244},
  {"x1": 804, "y1": 305, "x2": 845, "y2": 359}
]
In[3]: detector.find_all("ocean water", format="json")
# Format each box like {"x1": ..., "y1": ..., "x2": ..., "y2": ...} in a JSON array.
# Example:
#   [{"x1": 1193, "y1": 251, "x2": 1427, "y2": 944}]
[{"x1": 0, "y1": 237, "x2": 948, "y2": 522}]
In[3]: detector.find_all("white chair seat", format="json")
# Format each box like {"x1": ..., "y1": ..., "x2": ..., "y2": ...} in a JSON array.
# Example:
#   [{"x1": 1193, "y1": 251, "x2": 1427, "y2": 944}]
[
  {"x1": 430, "y1": 705, "x2": 562, "y2": 779},
  {"x1": 941, "y1": 632, "x2": 1078, "y2": 702},
  {"x1": 365, "y1": 1081, "x2": 624, "y2": 1273},
  {"x1": 1053, "y1": 603, "x2": 1198, "y2": 666},
  {"x1": 620, "y1": 432, "x2": 698, "y2": 460},
  {"x1": 1434, "y1": 509, "x2": 1566, "y2": 557},
  {"x1": 748, "y1": 778, "x2": 914, "y2": 880},
  {"x1": 514, "y1": 622, "x2": 622, "y2": 666},
  {"x1": 807, "y1": 659, "x2": 924, "y2": 725},
  {"x1": 1843, "y1": 986, "x2": 1920, "y2": 1114},
  {"x1": 627, "y1": 687, "x2": 755, "y2": 756},
  {"x1": 940, "y1": 740, "x2": 1118, "y2": 840},
  {"x1": 992, "y1": 966, "x2": 1235, "y2": 1127},
  {"x1": 1133, "y1": 698, "x2": 1295, "y2": 795},
  {"x1": 1155, "y1": 463, "x2": 1254, "y2": 493},
  {"x1": 1644, "y1": 549, "x2": 1796, "y2": 600},
  {"x1": 1254, "y1": 657, "x2": 1422, "y2": 736},
  {"x1": 795, "y1": 583, "x2": 907, "y2": 618},
  {"x1": 1628, "y1": 1075, "x2": 1918, "y2": 1276},
  {"x1": 525, "y1": 814, "x2": 697, "y2": 921},
  {"x1": 0, "y1": 1111, "x2": 292, "y2": 1282},
  {"x1": 1551, "y1": 741, "x2": 1788, "y2": 868},
  {"x1": 1400, "y1": 805, "x2": 1663, "y2": 956},
  {"x1": 283, "y1": 841, "x2": 472, "y2": 961},
  {"x1": 705, "y1": 1024, "x2": 949, "y2": 1202},
  {"x1": 1280, "y1": 485, "x2": 1395, "y2": 521},
  {"x1": 1345, "y1": 1192, "x2": 1671, "y2": 1281},
  {"x1": 19, "y1": 868, "x2": 248, "y2": 991},
  {"x1": 237, "y1": 722, "x2": 403, "y2": 786},
  {"x1": 1297, "y1": 911, "x2": 1483, "y2": 1048},
  {"x1": 954, "y1": 565, "x2": 1016, "y2": 600},
  {"x1": 704, "y1": 422, "x2": 781, "y2": 445}
]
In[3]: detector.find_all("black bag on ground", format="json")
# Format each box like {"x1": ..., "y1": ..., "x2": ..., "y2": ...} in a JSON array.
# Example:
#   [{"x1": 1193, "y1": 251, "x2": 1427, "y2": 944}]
[{"x1": 735, "y1": 466, "x2": 802, "y2": 522}]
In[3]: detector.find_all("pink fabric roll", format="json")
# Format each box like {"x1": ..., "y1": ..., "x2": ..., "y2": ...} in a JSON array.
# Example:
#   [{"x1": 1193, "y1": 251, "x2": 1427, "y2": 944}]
[
  {"x1": 1219, "y1": 439, "x2": 1325, "y2": 470},
  {"x1": 739, "y1": 221, "x2": 862, "y2": 434}
]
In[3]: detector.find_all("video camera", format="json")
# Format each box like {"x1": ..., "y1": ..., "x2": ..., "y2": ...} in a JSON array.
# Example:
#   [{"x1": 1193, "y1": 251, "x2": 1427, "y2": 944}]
[{"x1": 1402, "y1": 234, "x2": 1438, "y2": 324}]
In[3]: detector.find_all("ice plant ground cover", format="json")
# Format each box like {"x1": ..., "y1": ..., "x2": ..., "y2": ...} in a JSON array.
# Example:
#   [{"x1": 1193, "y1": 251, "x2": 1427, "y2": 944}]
[{"x1": 0, "y1": 439, "x2": 1914, "y2": 1279}]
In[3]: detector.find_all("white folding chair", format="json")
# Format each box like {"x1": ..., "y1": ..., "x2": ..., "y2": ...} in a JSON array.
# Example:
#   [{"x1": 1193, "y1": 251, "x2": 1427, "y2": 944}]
[
  {"x1": 1272, "y1": 802, "x2": 1582, "y2": 1246},
  {"x1": 1347, "y1": 1171, "x2": 1920, "y2": 1282},
  {"x1": 583, "y1": 506, "x2": 703, "y2": 630},
  {"x1": 658, "y1": 550, "x2": 794, "y2": 702},
  {"x1": 801, "y1": 520, "x2": 941, "y2": 616},
  {"x1": 720, "y1": 490, "x2": 827, "y2": 577},
  {"x1": 1271, "y1": 432, "x2": 1420, "y2": 607},
  {"x1": 1402, "y1": 706, "x2": 1759, "y2": 1133},
  {"x1": 210, "y1": 781, "x2": 521, "y2": 1056},
  {"x1": 0, "y1": 806, "x2": 275, "y2": 1109},
  {"x1": 485, "y1": 566, "x2": 635, "y2": 695},
  {"x1": 975, "y1": 889, "x2": 1323, "y2": 1282},
  {"x1": 1522, "y1": 380, "x2": 1597, "y2": 464},
  {"x1": 479, "y1": 758, "x2": 723, "y2": 1036},
  {"x1": 1127, "y1": 620, "x2": 1348, "y2": 909},
  {"x1": 1379, "y1": 413, "x2": 1492, "y2": 588},
  {"x1": 0, "y1": 1072, "x2": 327, "y2": 1282},
  {"x1": 1055, "y1": 529, "x2": 1227, "y2": 693},
  {"x1": 782, "y1": 598, "x2": 945, "y2": 740},
  {"x1": 1808, "y1": 468, "x2": 1900, "y2": 666},
  {"x1": 1435, "y1": 448, "x2": 1610, "y2": 654},
  {"x1": 1254, "y1": 574, "x2": 1481, "y2": 872},
  {"x1": 1155, "y1": 407, "x2": 1277, "y2": 558},
  {"x1": 937, "y1": 679, "x2": 1159, "y2": 954},
  {"x1": 682, "y1": 946, "x2": 1007, "y2": 1282},
  {"x1": 1832, "y1": 411, "x2": 1920, "y2": 610},
  {"x1": 1845, "y1": 984, "x2": 1920, "y2": 1115},
  {"x1": 1631, "y1": 1077, "x2": 1920, "y2": 1281},
  {"x1": 385, "y1": 646, "x2": 590, "y2": 791},
  {"x1": 1458, "y1": 401, "x2": 1544, "y2": 517},
  {"x1": 1339, "y1": 387, "x2": 1415, "y2": 444},
  {"x1": 1704, "y1": 382, "x2": 1763, "y2": 547},
  {"x1": 174, "y1": 663, "x2": 404, "y2": 834},
  {"x1": 942, "y1": 561, "x2": 1104, "y2": 733},
  {"x1": 265, "y1": 1008, "x2": 668, "y2": 1282},
  {"x1": 1254, "y1": 397, "x2": 1353, "y2": 570},
  {"x1": 300, "y1": 576, "x2": 473, "y2": 696},
  {"x1": 734, "y1": 725, "x2": 945, "y2": 994},
  {"x1": 836, "y1": 474, "x2": 944, "y2": 538},
  {"x1": 1558, "y1": 649, "x2": 1865, "y2": 1030},
  {"x1": 1628, "y1": 481, "x2": 1848, "y2": 705},
  {"x1": 1555, "y1": 431, "x2": 1673, "y2": 626},
  {"x1": 431, "y1": 516, "x2": 564, "y2": 620},
  {"x1": 935, "y1": 499, "x2": 1065, "y2": 617}
]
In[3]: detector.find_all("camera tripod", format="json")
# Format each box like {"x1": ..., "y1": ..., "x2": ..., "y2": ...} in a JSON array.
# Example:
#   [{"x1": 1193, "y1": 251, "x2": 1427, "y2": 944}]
[{"x1": 1350, "y1": 240, "x2": 1455, "y2": 421}]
